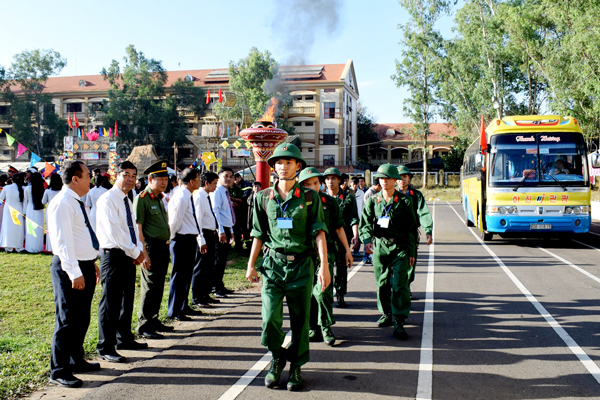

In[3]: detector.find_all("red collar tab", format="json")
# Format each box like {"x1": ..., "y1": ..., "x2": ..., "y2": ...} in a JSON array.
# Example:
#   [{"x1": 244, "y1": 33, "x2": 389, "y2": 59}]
[
  {"x1": 294, "y1": 187, "x2": 301, "y2": 198},
  {"x1": 339, "y1": 194, "x2": 344, "y2": 200},
  {"x1": 321, "y1": 196, "x2": 327, "y2": 203},
  {"x1": 409, "y1": 190, "x2": 414, "y2": 196},
  {"x1": 377, "y1": 196, "x2": 381, "y2": 203},
  {"x1": 394, "y1": 195, "x2": 399, "y2": 203},
  {"x1": 270, "y1": 189, "x2": 275, "y2": 200},
  {"x1": 149, "y1": 192, "x2": 156, "y2": 200}
]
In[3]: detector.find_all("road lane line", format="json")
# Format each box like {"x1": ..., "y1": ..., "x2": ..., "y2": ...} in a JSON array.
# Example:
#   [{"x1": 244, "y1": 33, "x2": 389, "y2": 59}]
[
  {"x1": 537, "y1": 246, "x2": 600, "y2": 284},
  {"x1": 218, "y1": 260, "x2": 366, "y2": 400},
  {"x1": 587, "y1": 231, "x2": 600, "y2": 237},
  {"x1": 446, "y1": 202, "x2": 600, "y2": 385},
  {"x1": 416, "y1": 202, "x2": 435, "y2": 400},
  {"x1": 572, "y1": 239, "x2": 600, "y2": 252}
]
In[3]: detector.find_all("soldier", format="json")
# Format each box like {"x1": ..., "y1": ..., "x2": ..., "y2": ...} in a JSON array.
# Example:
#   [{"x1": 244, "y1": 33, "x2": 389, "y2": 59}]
[
  {"x1": 298, "y1": 167, "x2": 353, "y2": 346},
  {"x1": 323, "y1": 167, "x2": 358, "y2": 307},
  {"x1": 359, "y1": 164, "x2": 417, "y2": 340},
  {"x1": 133, "y1": 160, "x2": 174, "y2": 339},
  {"x1": 246, "y1": 143, "x2": 329, "y2": 391},
  {"x1": 396, "y1": 165, "x2": 433, "y2": 298}
]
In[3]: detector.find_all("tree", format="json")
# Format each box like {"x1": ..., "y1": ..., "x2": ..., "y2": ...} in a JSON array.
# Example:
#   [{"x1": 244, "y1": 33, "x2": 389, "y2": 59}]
[
  {"x1": 442, "y1": 131, "x2": 474, "y2": 171},
  {"x1": 4, "y1": 49, "x2": 67, "y2": 156},
  {"x1": 356, "y1": 103, "x2": 380, "y2": 166},
  {"x1": 100, "y1": 45, "x2": 208, "y2": 160}
]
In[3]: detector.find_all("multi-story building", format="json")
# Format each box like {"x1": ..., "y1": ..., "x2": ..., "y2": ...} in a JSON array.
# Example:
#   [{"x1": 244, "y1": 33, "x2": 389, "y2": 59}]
[{"x1": 0, "y1": 60, "x2": 360, "y2": 173}]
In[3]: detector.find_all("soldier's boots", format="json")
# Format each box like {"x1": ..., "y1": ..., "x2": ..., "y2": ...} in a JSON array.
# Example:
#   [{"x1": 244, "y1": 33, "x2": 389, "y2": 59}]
[
  {"x1": 393, "y1": 318, "x2": 408, "y2": 340},
  {"x1": 336, "y1": 294, "x2": 347, "y2": 308},
  {"x1": 264, "y1": 356, "x2": 286, "y2": 388},
  {"x1": 309, "y1": 327, "x2": 323, "y2": 342},
  {"x1": 287, "y1": 364, "x2": 303, "y2": 391},
  {"x1": 322, "y1": 326, "x2": 335, "y2": 346},
  {"x1": 377, "y1": 313, "x2": 393, "y2": 327}
]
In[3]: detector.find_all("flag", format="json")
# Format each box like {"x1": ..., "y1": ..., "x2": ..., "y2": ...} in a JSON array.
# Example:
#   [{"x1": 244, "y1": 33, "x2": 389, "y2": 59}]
[
  {"x1": 108, "y1": 127, "x2": 112, "y2": 138},
  {"x1": 114, "y1": 121, "x2": 119, "y2": 138},
  {"x1": 236, "y1": 125, "x2": 239, "y2": 136},
  {"x1": 74, "y1": 113, "x2": 79, "y2": 129},
  {"x1": 67, "y1": 112, "x2": 73, "y2": 129},
  {"x1": 43, "y1": 162, "x2": 56, "y2": 177},
  {"x1": 218, "y1": 88, "x2": 223, "y2": 103},
  {"x1": 103, "y1": 127, "x2": 108, "y2": 137},
  {"x1": 206, "y1": 89, "x2": 211, "y2": 104},
  {"x1": 17, "y1": 143, "x2": 27, "y2": 158},
  {"x1": 30, "y1": 153, "x2": 41, "y2": 167},
  {"x1": 480, "y1": 115, "x2": 487, "y2": 153},
  {"x1": 205, "y1": 152, "x2": 217, "y2": 166},
  {"x1": 6, "y1": 133, "x2": 16, "y2": 146},
  {"x1": 26, "y1": 219, "x2": 37, "y2": 238},
  {"x1": 9, "y1": 206, "x2": 21, "y2": 226},
  {"x1": 227, "y1": 125, "x2": 230, "y2": 137}
]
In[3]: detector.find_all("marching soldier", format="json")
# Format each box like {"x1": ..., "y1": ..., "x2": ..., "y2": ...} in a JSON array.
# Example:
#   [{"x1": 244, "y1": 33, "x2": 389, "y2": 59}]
[
  {"x1": 323, "y1": 167, "x2": 359, "y2": 307},
  {"x1": 246, "y1": 143, "x2": 329, "y2": 391},
  {"x1": 298, "y1": 167, "x2": 353, "y2": 346},
  {"x1": 133, "y1": 160, "x2": 174, "y2": 339},
  {"x1": 396, "y1": 165, "x2": 433, "y2": 298},
  {"x1": 359, "y1": 164, "x2": 417, "y2": 340}
]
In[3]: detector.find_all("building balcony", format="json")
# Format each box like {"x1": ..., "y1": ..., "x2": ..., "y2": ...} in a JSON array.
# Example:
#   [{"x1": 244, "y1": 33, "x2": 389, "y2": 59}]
[
  {"x1": 299, "y1": 132, "x2": 315, "y2": 140},
  {"x1": 288, "y1": 106, "x2": 315, "y2": 115}
]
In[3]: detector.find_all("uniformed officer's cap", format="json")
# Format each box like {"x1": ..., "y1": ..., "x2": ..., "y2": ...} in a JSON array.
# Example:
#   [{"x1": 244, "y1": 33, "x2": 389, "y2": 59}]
[
  {"x1": 267, "y1": 143, "x2": 307, "y2": 169},
  {"x1": 323, "y1": 167, "x2": 342, "y2": 179},
  {"x1": 7, "y1": 165, "x2": 18, "y2": 173},
  {"x1": 298, "y1": 167, "x2": 322, "y2": 183},
  {"x1": 397, "y1": 165, "x2": 413, "y2": 177},
  {"x1": 373, "y1": 164, "x2": 402, "y2": 180},
  {"x1": 144, "y1": 160, "x2": 171, "y2": 177}
]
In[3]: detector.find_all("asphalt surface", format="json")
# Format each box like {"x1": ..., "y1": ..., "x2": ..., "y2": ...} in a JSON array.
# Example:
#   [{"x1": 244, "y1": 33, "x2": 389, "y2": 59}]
[{"x1": 29, "y1": 202, "x2": 600, "y2": 399}]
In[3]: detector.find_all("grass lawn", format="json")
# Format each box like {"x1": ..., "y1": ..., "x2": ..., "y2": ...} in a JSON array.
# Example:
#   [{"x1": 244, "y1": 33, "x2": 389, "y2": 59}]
[
  {"x1": 0, "y1": 249, "x2": 253, "y2": 400},
  {"x1": 421, "y1": 187, "x2": 461, "y2": 202}
]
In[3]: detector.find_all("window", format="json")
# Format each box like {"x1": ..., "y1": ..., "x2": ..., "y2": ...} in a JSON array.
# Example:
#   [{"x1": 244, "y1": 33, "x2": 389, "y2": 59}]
[
  {"x1": 293, "y1": 122, "x2": 302, "y2": 127},
  {"x1": 324, "y1": 102, "x2": 336, "y2": 119},
  {"x1": 323, "y1": 155, "x2": 335, "y2": 166},
  {"x1": 308, "y1": 148, "x2": 314, "y2": 153},
  {"x1": 305, "y1": 121, "x2": 314, "y2": 126},
  {"x1": 321, "y1": 128, "x2": 337, "y2": 145},
  {"x1": 67, "y1": 103, "x2": 82, "y2": 113},
  {"x1": 324, "y1": 89, "x2": 335, "y2": 93},
  {"x1": 90, "y1": 102, "x2": 103, "y2": 112},
  {"x1": 0, "y1": 105, "x2": 8, "y2": 115},
  {"x1": 294, "y1": 95, "x2": 303, "y2": 101},
  {"x1": 3, "y1": 150, "x2": 10, "y2": 155},
  {"x1": 304, "y1": 95, "x2": 314, "y2": 101}
]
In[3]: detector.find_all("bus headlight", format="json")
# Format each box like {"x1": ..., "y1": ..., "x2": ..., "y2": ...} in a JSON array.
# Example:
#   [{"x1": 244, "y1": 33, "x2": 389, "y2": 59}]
[
  {"x1": 573, "y1": 206, "x2": 581, "y2": 215},
  {"x1": 581, "y1": 206, "x2": 589, "y2": 213},
  {"x1": 499, "y1": 206, "x2": 507, "y2": 214},
  {"x1": 508, "y1": 206, "x2": 518, "y2": 214},
  {"x1": 564, "y1": 207, "x2": 573, "y2": 214},
  {"x1": 487, "y1": 206, "x2": 499, "y2": 213}
]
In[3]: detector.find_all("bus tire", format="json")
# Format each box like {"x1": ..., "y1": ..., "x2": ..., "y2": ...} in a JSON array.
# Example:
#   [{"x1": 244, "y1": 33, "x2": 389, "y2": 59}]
[{"x1": 481, "y1": 230, "x2": 493, "y2": 241}]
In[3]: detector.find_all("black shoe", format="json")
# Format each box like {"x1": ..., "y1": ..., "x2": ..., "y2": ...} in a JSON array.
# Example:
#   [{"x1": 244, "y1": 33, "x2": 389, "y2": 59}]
[
  {"x1": 71, "y1": 361, "x2": 101, "y2": 373},
  {"x1": 213, "y1": 291, "x2": 228, "y2": 298},
  {"x1": 377, "y1": 313, "x2": 393, "y2": 327},
  {"x1": 138, "y1": 331, "x2": 164, "y2": 340},
  {"x1": 393, "y1": 319, "x2": 409, "y2": 340},
  {"x1": 204, "y1": 296, "x2": 220, "y2": 304},
  {"x1": 183, "y1": 306, "x2": 203, "y2": 316},
  {"x1": 264, "y1": 356, "x2": 286, "y2": 388},
  {"x1": 171, "y1": 314, "x2": 192, "y2": 321},
  {"x1": 410, "y1": 290, "x2": 417, "y2": 301},
  {"x1": 116, "y1": 340, "x2": 148, "y2": 350},
  {"x1": 308, "y1": 328, "x2": 323, "y2": 342},
  {"x1": 154, "y1": 323, "x2": 174, "y2": 332},
  {"x1": 286, "y1": 364, "x2": 303, "y2": 391},
  {"x1": 97, "y1": 351, "x2": 126, "y2": 363},
  {"x1": 49, "y1": 375, "x2": 83, "y2": 388},
  {"x1": 336, "y1": 296, "x2": 347, "y2": 308}
]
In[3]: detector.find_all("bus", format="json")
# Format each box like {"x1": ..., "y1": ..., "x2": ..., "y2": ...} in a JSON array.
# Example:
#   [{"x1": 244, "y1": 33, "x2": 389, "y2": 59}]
[{"x1": 461, "y1": 115, "x2": 600, "y2": 241}]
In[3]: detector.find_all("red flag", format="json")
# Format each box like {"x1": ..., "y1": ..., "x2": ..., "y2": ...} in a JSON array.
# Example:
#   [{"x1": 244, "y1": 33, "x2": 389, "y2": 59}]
[
  {"x1": 206, "y1": 89, "x2": 211, "y2": 104},
  {"x1": 114, "y1": 121, "x2": 119, "y2": 138},
  {"x1": 74, "y1": 113, "x2": 79, "y2": 129},
  {"x1": 67, "y1": 112, "x2": 73, "y2": 129},
  {"x1": 218, "y1": 88, "x2": 223, "y2": 103},
  {"x1": 480, "y1": 115, "x2": 487, "y2": 153},
  {"x1": 43, "y1": 162, "x2": 56, "y2": 178}
]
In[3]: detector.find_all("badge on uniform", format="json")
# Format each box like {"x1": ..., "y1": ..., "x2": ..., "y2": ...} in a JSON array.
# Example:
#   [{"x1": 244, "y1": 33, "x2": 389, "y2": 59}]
[
  {"x1": 377, "y1": 216, "x2": 390, "y2": 228},
  {"x1": 277, "y1": 218, "x2": 293, "y2": 229}
]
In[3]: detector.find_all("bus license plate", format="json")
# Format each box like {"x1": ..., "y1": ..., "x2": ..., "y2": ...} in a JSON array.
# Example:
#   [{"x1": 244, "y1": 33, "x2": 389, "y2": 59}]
[{"x1": 530, "y1": 224, "x2": 552, "y2": 230}]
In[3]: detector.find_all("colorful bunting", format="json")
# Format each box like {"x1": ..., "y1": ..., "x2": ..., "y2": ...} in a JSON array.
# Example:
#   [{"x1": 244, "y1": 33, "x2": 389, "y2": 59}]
[
  {"x1": 74, "y1": 113, "x2": 79, "y2": 129},
  {"x1": 30, "y1": 153, "x2": 41, "y2": 167},
  {"x1": 17, "y1": 143, "x2": 27, "y2": 158},
  {"x1": 245, "y1": 141, "x2": 252, "y2": 149},
  {"x1": 221, "y1": 140, "x2": 229, "y2": 149},
  {"x1": 26, "y1": 219, "x2": 38, "y2": 238},
  {"x1": 9, "y1": 206, "x2": 21, "y2": 226},
  {"x1": 206, "y1": 89, "x2": 211, "y2": 104},
  {"x1": 6, "y1": 133, "x2": 16, "y2": 146},
  {"x1": 114, "y1": 121, "x2": 119, "y2": 138},
  {"x1": 68, "y1": 112, "x2": 73, "y2": 129},
  {"x1": 43, "y1": 162, "x2": 56, "y2": 177},
  {"x1": 233, "y1": 140, "x2": 241, "y2": 149}
]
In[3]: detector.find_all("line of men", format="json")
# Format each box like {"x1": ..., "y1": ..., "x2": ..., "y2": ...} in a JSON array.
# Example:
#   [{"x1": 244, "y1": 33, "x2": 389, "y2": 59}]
[
  {"x1": 245, "y1": 143, "x2": 432, "y2": 391},
  {"x1": 47, "y1": 159, "x2": 240, "y2": 388}
]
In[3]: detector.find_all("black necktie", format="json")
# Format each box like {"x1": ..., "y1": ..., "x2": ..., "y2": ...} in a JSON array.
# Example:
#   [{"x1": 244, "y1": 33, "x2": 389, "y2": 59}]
[
  {"x1": 76, "y1": 200, "x2": 99, "y2": 251},
  {"x1": 123, "y1": 197, "x2": 137, "y2": 245},
  {"x1": 207, "y1": 195, "x2": 218, "y2": 229},
  {"x1": 190, "y1": 195, "x2": 201, "y2": 234}
]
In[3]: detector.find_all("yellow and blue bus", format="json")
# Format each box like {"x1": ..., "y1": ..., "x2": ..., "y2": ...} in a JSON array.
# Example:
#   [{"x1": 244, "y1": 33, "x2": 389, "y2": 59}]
[{"x1": 461, "y1": 115, "x2": 597, "y2": 240}]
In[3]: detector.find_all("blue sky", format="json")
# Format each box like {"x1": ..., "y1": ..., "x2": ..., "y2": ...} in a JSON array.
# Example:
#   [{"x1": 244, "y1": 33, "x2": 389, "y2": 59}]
[{"x1": 1, "y1": 0, "x2": 459, "y2": 123}]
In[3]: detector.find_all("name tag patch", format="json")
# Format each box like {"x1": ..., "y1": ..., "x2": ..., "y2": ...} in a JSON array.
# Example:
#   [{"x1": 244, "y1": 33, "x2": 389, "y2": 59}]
[
  {"x1": 377, "y1": 216, "x2": 390, "y2": 228},
  {"x1": 277, "y1": 218, "x2": 293, "y2": 229}
]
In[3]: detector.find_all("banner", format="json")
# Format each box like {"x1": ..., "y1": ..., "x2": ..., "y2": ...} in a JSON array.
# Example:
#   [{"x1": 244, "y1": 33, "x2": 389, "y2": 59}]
[
  {"x1": 64, "y1": 136, "x2": 73, "y2": 152},
  {"x1": 83, "y1": 152, "x2": 99, "y2": 160},
  {"x1": 231, "y1": 149, "x2": 251, "y2": 158}
]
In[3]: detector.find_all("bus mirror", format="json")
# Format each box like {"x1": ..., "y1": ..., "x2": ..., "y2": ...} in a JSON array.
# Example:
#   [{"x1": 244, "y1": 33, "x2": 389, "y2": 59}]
[
  {"x1": 474, "y1": 154, "x2": 485, "y2": 170},
  {"x1": 591, "y1": 153, "x2": 600, "y2": 168}
]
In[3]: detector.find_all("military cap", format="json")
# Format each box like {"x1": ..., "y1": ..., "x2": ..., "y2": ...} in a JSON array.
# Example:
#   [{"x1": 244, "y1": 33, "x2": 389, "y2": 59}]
[
  {"x1": 267, "y1": 143, "x2": 306, "y2": 169},
  {"x1": 298, "y1": 167, "x2": 323, "y2": 183},
  {"x1": 397, "y1": 165, "x2": 413, "y2": 177},
  {"x1": 323, "y1": 167, "x2": 342, "y2": 179},
  {"x1": 7, "y1": 165, "x2": 18, "y2": 173},
  {"x1": 373, "y1": 164, "x2": 402, "y2": 180},
  {"x1": 144, "y1": 160, "x2": 171, "y2": 177}
]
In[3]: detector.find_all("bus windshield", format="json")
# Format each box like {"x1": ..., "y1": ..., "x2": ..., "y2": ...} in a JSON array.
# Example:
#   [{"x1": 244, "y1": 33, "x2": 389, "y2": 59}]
[{"x1": 489, "y1": 132, "x2": 588, "y2": 187}]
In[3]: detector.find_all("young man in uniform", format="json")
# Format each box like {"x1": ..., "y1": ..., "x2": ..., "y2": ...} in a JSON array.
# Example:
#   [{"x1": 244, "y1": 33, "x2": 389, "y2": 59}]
[
  {"x1": 397, "y1": 165, "x2": 433, "y2": 298},
  {"x1": 359, "y1": 164, "x2": 417, "y2": 340},
  {"x1": 133, "y1": 160, "x2": 174, "y2": 339},
  {"x1": 246, "y1": 143, "x2": 329, "y2": 391},
  {"x1": 323, "y1": 167, "x2": 358, "y2": 307},
  {"x1": 298, "y1": 167, "x2": 353, "y2": 346}
]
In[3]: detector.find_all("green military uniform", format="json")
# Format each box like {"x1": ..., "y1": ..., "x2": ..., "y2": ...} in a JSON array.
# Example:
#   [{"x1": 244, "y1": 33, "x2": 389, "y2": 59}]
[
  {"x1": 358, "y1": 164, "x2": 417, "y2": 339},
  {"x1": 252, "y1": 144, "x2": 327, "y2": 390},
  {"x1": 133, "y1": 161, "x2": 171, "y2": 335},
  {"x1": 324, "y1": 168, "x2": 358, "y2": 306}
]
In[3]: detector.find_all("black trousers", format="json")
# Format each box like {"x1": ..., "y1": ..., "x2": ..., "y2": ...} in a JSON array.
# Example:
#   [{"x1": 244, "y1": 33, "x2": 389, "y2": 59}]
[
  {"x1": 137, "y1": 239, "x2": 170, "y2": 333},
  {"x1": 97, "y1": 248, "x2": 136, "y2": 353},
  {"x1": 192, "y1": 229, "x2": 218, "y2": 303},
  {"x1": 214, "y1": 227, "x2": 232, "y2": 291},
  {"x1": 167, "y1": 234, "x2": 199, "y2": 317},
  {"x1": 50, "y1": 257, "x2": 96, "y2": 379}
]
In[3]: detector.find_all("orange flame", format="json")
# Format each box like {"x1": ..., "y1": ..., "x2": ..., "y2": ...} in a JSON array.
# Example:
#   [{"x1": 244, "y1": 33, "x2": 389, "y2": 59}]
[{"x1": 260, "y1": 97, "x2": 279, "y2": 122}]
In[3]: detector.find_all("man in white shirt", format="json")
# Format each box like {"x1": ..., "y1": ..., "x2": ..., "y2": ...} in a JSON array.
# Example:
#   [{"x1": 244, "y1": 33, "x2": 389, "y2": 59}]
[
  {"x1": 167, "y1": 167, "x2": 202, "y2": 320},
  {"x1": 191, "y1": 171, "x2": 219, "y2": 308},
  {"x1": 210, "y1": 167, "x2": 235, "y2": 297},
  {"x1": 48, "y1": 161, "x2": 101, "y2": 388},
  {"x1": 350, "y1": 177, "x2": 365, "y2": 257},
  {"x1": 96, "y1": 161, "x2": 147, "y2": 363}
]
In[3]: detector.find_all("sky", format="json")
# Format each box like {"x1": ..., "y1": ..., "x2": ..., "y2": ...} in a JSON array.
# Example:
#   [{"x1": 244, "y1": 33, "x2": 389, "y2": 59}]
[{"x1": 1, "y1": 0, "x2": 459, "y2": 124}]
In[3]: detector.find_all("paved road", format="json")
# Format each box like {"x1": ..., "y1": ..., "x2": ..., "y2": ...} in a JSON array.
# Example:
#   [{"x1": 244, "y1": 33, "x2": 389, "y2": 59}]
[{"x1": 30, "y1": 202, "x2": 600, "y2": 399}]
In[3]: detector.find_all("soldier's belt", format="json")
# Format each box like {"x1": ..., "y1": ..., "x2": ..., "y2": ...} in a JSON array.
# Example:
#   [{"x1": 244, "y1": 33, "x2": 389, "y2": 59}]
[
  {"x1": 373, "y1": 237, "x2": 404, "y2": 245},
  {"x1": 268, "y1": 248, "x2": 311, "y2": 262}
]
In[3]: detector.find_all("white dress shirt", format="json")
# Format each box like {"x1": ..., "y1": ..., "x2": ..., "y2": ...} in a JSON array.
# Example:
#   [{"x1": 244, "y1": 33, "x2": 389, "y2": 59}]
[
  {"x1": 193, "y1": 188, "x2": 217, "y2": 246},
  {"x1": 47, "y1": 188, "x2": 99, "y2": 280},
  {"x1": 210, "y1": 184, "x2": 234, "y2": 234},
  {"x1": 168, "y1": 186, "x2": 201, "y2": 240},
  {"x1": 96, "y1": 186, "x2": 143, "y2": 259}
]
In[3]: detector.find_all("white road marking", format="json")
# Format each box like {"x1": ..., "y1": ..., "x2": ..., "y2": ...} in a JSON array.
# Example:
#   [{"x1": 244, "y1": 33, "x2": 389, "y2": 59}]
[
  {"x1": 537, "y1": 246, "x2": 600, "y2": 285},
  {"x1": 447, "y1": 202, "x2": 600, "y2": 385},
  {"x1": 572, "y1": 239, "x2": 600, "y2": 252},
  {"x1": 587, "y1": 231, "x2": 600, "y2": 237},
  {"x1": 416, "y1": 202, "x2": 435, "y2": 400},
  {"x1": 218, "y1": 260, "x2": 366, "y2": 400}
]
